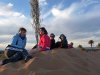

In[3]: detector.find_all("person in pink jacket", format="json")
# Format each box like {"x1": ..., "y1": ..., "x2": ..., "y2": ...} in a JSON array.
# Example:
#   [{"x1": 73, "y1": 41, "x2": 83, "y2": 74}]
[{"x1": 29, "y1": 27, "x2": 51, "y2": 56}]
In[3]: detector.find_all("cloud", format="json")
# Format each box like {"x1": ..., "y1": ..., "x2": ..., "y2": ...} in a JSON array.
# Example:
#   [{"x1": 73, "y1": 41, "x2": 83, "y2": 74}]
[
  {"x1": 51, "y1": 3, "x2": 77, "y2": 18},
  {"x1": 42, "y1": 0, "x2": 100, "y2": 47},
  {"x1": 0, "y1": 2, "x2": 35, "y2": 49},
  {"x1": 0, "y1": 2, "x2": 30, "y2": 34},
  {"x1": 0, "y1": 0, "x2": 100, "y2": 49},
  {"x1": 39, "y1": 0, "x2": 47, "y2": 7}
]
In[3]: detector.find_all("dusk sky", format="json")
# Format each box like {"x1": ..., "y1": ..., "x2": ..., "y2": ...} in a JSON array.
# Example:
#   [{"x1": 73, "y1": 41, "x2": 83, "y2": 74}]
[{"x1": 0, "y1": 0, "x2": 100, "y2": 49}]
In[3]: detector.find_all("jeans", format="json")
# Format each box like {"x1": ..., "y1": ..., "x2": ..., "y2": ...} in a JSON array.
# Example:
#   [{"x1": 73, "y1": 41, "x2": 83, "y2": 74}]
[{"x1": 3, "y1": 50, "x2": 30, "y2": 65}]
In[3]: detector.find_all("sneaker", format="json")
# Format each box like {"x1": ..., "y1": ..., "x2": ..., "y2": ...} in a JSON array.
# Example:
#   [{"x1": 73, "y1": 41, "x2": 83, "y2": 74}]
[{"x1": 25, "y1": 56, "x2": 33, "y2": 63}]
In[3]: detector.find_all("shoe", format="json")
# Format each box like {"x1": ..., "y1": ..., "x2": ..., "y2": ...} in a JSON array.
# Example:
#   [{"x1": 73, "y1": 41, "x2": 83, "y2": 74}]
[{"x1": 25, "y1": 56, "x2": 33, "y2": 63}]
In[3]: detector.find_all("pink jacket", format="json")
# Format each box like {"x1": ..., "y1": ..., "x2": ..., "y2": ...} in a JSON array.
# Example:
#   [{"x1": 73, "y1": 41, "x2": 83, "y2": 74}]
[{"x1": 38, "y1": 34, "x2": 51, "y2": 51}]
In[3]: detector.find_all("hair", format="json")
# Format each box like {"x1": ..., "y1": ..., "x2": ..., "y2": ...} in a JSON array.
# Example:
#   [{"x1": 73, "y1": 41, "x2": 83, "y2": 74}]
[
  {"x1": 40, "y1": 27, "x2": 48, "y2": 35},
  {"x1": 59, "y1": 34, "x2": 66, "y2": 39},
  {"x1": 50, "y1": 33, "x2": 55, "y2": 38},
  {"x1": 70, "y1": 42, "x2": 73, "y2": 45},
  {"x1": 19, "y1": 27, "x2": 27, "y2": 32}
]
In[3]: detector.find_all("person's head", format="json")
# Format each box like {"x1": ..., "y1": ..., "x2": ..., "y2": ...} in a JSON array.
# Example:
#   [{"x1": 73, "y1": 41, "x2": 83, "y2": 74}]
[
  {"x1": 39, "y1": 27, "x2": 48, "y2": 36},
  {"x1": 18, "y1": 27, "x2": 27, "y2": 37},
  {"x1": 59, "y1": 34, "x2": 66, "y2": 41},
  {"x1": 70, "y1": 42, "x2": 73, "y2": 46},
  {"x1": 50, "y1": 33, "x2": 55, "y2": 39}
]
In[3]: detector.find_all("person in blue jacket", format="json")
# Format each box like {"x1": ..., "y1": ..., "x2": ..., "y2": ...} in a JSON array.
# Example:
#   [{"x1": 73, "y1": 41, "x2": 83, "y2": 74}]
[{"x1": 0, "y1": 27, "x2": 31, "y2": 65}]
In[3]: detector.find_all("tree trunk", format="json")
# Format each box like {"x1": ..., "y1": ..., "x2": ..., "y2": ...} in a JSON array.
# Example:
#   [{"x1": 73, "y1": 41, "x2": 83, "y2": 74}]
[{"x1": 91, "y1": 44, "x2": 92, "y2": 48}]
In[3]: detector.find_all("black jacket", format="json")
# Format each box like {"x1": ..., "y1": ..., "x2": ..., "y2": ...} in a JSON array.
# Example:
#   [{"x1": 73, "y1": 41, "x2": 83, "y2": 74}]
[{"x1": 50, "y1": 39, "x2": 55, "y2": 49}]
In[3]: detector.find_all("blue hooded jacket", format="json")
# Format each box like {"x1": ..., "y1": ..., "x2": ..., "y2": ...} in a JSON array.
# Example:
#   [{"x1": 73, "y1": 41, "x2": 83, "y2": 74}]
[{"x1": 11, "y1": 33, "x2": 27, "y2": 49}]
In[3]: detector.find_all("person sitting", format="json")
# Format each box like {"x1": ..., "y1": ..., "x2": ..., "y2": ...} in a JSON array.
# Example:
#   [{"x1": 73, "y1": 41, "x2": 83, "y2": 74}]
[
  {"x1": 0, "y1": 27, "x2": 31, "y2": 65},
  {"x1": 55, "y1": 34, "x2": 68, "y2": 48},
  {"x1": 50, "y1": 33, "x2": 55, "y2": 49},
  {"x1": 68, "y1": 42, "x2": 74, "y2": 48},
  {"x1": 29, "y1": 27, "x2": 51, "y2": 56}
]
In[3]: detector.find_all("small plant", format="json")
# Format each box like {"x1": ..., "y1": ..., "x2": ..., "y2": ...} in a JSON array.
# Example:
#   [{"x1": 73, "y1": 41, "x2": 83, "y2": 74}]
[
  {"x1": 97, "y1": 43, "x2": 100, "y2": 48},
  {"x1": 78, "y1": 45, "x2": 85, "y2": 51},
  {"x1": 78, "y1": 45, "x2": 83, "y2": 48}
]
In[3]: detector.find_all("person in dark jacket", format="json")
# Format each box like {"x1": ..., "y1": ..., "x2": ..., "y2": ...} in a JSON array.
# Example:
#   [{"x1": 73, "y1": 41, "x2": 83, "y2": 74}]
[
  {"x1": 0, "y1": 27, "x2": 31, "y2": 65},
  {"x1": 55, "y1": 34, "x2": 68, "y2": 48},
  {"x1": 50, "y1": 33, "x2": 55, "y2": 49}
]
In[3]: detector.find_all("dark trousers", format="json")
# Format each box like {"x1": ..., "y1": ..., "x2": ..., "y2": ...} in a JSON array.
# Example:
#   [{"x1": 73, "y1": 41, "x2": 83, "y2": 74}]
[
  {"x1": 55, "y1": 42, "x2": 61, "y2": 48},
  {"x1": 3, "y1": 50, "x2": 29, "y2": 65}
]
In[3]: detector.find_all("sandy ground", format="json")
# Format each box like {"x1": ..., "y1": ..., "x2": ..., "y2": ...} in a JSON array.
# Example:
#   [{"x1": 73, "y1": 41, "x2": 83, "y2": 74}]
[{"x1": 0, "y1": 48, "x2": 100, "y2": 75}]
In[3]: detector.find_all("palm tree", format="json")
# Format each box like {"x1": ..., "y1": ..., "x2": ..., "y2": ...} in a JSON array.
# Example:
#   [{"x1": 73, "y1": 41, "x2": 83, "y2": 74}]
[
  {"x1": 88, "y1": 40, "x2": 94, "y2": 48},
  {"x1": 30, "y1": 0, "x2": 41, "y2": 46}
]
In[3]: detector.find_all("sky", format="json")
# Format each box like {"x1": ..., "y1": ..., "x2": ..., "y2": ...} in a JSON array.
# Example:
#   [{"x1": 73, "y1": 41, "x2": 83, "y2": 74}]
[{"x1": 0, "y1": 0, "x2": 100, "y2": 49}]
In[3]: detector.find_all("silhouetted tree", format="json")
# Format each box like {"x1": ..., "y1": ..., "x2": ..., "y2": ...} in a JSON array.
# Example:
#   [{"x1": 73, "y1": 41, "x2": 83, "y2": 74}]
[
  {"x1": 97, "y1": 43, "x2": 100, "y2": 48},
  {"x1": 88, "y1": 40, "x2": 94, "y2": 48},
  {"x1": 78, "y1": 45, "x2": 83, "y2": 48},
  {"x1": 78, "y1": 45, "x2": 85, "y2": 50}
]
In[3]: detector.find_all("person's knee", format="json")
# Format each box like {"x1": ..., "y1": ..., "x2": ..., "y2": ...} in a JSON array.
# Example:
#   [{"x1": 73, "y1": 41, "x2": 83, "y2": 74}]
[
  {"x1": 17, "y1": 51, "x2": 22, "y2": 55},
  {"x1": 4, "y1": 50, "x2": 16, "y2": 58},
  {"x1": 11, "y1": 51, "x2": 23, "y2": 62}
]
